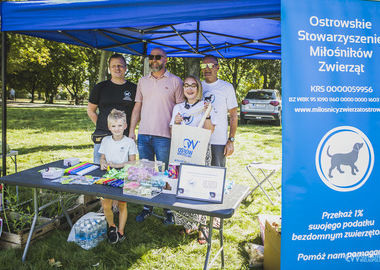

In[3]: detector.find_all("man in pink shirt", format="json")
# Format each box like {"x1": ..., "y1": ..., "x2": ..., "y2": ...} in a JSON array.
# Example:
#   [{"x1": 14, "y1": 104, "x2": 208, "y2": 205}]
[{"x1": 129, "y1": 47, "x2": 184, "y2": 225}]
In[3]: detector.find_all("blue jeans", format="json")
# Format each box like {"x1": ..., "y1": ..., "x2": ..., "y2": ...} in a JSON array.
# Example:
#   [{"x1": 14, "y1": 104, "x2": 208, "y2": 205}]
[
  {"x1": 93, "y1": 143, "x2": 101, "y2": 165},
  {"x1": 138, "y1": 134, "x2": 171, "y2": 170},
  {"x1": 211, "y1": 144, "x2": 226, "y2": 167},
  {"x1": 138, "y1": 134, "x2": 171, "y2": 216}
]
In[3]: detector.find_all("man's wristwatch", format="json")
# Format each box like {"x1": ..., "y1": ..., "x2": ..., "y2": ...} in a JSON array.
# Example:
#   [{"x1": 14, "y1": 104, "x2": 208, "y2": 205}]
[{"x1": 228, "y1": 137, "x2": 235, "y2": 142}]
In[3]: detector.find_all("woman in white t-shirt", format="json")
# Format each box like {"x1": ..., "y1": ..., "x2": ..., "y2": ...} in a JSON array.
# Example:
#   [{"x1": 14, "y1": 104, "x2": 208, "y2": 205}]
[
  {"x1": 169, "y1": 75, "x2": 215, "y2": 244},
  {"x1": 170, "y1": 75, "x2": 215, "y2": 129}
]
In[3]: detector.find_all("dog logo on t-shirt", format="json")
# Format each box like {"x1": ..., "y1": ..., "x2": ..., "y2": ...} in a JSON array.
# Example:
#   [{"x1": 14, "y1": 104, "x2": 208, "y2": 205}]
[
  {"x1": 123, "y1": 91, "x2": 132, "y2": 101},
  {"x1": 203, "y1": 92, "x2": 215, "y2": 103},
  {"x1": 182, "y1": 114, "x2": 194, "y2": 125}
]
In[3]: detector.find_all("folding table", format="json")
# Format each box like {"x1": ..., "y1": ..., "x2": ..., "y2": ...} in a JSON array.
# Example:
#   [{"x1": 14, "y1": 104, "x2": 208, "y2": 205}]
[
  {"x1": 0, "y1": 150, "x2": 19, "y2": 204},
  {"x1": 0, "y1": 160, "x2": 251, "y2": 270},
  {"x1": 246, "y1": 162, "x2": 281, "y2": 205},
  {"x1": 0, "y1": 150, "x2": 18, "y2": 174}
]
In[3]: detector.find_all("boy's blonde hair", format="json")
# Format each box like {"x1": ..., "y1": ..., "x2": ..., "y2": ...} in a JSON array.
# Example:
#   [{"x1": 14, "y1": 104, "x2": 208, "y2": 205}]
[{"x1": 107, "y1": 109, "x2": 127, "y2": 125}]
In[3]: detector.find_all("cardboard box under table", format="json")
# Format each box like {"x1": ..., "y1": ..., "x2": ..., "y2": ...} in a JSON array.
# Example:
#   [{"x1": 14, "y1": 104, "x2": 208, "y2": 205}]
[
  {"x1": 0, "y1": 160, "x2": 250, "y2": 270},
  {"x1": 264, "y1": 220, "x2": 281, "y2": 270}
]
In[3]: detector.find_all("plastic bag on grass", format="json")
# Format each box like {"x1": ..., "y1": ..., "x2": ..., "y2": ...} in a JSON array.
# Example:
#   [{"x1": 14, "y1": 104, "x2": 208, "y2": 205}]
[{"x1": 68, "y1": 212, "x2": 106, "y2": 250}]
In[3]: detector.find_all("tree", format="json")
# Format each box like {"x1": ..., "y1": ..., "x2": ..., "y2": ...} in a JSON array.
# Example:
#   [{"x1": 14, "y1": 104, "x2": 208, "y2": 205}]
[
  {"x1": 7, "y1": 34, "x2": 50, "y2": 102},
  {"x1": 58, "y1": 44, "x2": 92, "y2": 104},
  {"x1": 5, "y1": 32, "x2": 281, "y2": 105},
  {"x1": 88, "y1": 49, "x2": 102, "y2": 91},
  {"x1": 125, "y1": 55, "x2": 143, "y2": 84},
  {"x1": 166, "y1": 57, "x2": 185, "y2": 79},
  {"x1": 7, "y1": 34, "x2": 103, "y2": 104},
  {"x1": 216, "y1": 58, "x2": 259, "y2": 102},
  {"x1": 184, "y1": 58, "x2": 201, "y2": 78},
  {"x1": 216, "y1": 58, "x2": 281, "y2": 102},
  {"x1": 255, "y1": 59, "x2": 282, "y2": 92}
]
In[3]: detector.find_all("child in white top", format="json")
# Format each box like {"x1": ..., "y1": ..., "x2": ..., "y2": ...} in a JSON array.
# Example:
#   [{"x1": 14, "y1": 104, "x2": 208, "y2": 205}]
[{"x1": 99, "y1": 109, "x2": 138, "y2": 244}]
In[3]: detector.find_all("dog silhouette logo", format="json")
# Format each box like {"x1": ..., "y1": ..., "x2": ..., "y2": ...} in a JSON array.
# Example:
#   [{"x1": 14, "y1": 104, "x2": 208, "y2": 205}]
[
  {"x1": 182, "y1": 115, "x2": 193, "y2": 124},
  {"x1": 315, "y1": 126, "x2": 374, "y2": 192},
  {"x1": 203, "y1": 92, "x2": 215, "y2": 103},
  {"x1": 327, "y1": 142, "x2": 363, "y2": 178}
]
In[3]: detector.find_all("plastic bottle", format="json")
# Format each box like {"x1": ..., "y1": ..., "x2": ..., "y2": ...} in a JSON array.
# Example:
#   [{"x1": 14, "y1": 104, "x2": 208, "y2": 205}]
[
  {"x1": 100, "y1": 218, "x2": 107, "y2": 239},
  {"x1": 74, "y1": 223, "x2": 80, "y2": 244},
  {"x1": 95, "y1": 218, "x2": 104, "y2": 242},
  {"x1": 84, "y1": 220, "x2": 93, "y2": 250},
  {"x1": 78, "y1": 222, "x2": 86, "y2": 249},
  {"x1": 91, "y1": 219, "x2": 99, "y2": 247}
]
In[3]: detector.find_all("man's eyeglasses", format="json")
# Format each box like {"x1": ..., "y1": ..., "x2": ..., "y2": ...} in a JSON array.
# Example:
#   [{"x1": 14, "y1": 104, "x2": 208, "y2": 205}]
[
  {"x1": 200, "y1": 63, "x2": 217, "y2": 69},
  {"x1": 149, "y1": 55, "x2": 165, "y2": 60},
  {"x1": 183, "y1": 84, "x2": 198, "y2": 89}
]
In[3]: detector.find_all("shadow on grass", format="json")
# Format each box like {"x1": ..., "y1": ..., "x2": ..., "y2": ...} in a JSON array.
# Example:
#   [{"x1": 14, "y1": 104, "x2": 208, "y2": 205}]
[
  {"x1": 2, "y1": 203, "x2": 199, "y2": 270},
  {"x1": 238, "y1": 124, "x2": 282, "y2": 136},
  {"x1": 81, "y1": 204, "x2": 197, "y2": 269},
  {"x1": 16, "y1": 144, "x2": 93, "y2": 155},
  {"x1": 241, "y1": 192, "x2": 256, "y2": 208},
  {"x1": 5, "y1": 107, "x2": 93, "y2": 132}
]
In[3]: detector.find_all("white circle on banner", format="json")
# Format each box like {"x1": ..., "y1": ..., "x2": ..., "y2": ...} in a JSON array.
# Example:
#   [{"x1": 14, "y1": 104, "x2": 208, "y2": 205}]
[{"x1": 315, "y1": 126, "x2": 374, "y2": 192}]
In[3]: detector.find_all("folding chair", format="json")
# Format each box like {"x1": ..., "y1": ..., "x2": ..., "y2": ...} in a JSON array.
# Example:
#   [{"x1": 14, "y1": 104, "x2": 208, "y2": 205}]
[{"x1": 247, "y1": 162, "x2": 281, "y2": 205}]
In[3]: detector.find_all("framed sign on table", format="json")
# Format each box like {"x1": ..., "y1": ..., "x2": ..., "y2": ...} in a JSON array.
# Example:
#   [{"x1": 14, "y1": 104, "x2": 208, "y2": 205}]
[{"x1": 176, "y1": 164, "x2": 226, "y2": 203}]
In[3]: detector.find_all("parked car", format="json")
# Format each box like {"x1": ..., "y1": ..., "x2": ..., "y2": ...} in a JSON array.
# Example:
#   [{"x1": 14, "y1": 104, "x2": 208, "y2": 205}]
[{"x1": 240, "y1": 89, "x2": 282, "y2": 126}]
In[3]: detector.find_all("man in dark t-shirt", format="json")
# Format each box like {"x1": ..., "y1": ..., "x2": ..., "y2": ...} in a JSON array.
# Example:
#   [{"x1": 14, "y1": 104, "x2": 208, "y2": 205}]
[{"x1": 87, "y1": 53, "x2": 137, "y2": 164}]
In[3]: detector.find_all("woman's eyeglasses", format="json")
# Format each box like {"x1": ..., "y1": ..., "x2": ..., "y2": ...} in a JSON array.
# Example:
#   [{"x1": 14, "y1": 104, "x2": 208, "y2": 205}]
[
  {"x1": 183, "y1": 84, "x2": 198, "y2": 89},
  {"x1": 148, "y1": 55, "x2": 165, "y2": 60}
]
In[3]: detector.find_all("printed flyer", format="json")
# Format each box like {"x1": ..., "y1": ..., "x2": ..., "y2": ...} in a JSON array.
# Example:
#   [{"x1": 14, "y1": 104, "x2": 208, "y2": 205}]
[{"x1": 282, "y1": 0, "x2": 380, "y2": 269}]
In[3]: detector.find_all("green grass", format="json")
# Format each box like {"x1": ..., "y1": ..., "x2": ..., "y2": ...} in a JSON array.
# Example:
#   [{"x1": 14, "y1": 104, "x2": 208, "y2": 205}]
[{"x1": 0, "y1": 106, "x2": 281, "y2": 269}]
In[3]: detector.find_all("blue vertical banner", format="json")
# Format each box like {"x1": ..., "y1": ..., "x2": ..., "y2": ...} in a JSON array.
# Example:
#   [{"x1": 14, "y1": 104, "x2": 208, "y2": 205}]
[{"x1": 282, "y1": 0, "x2": 380, "y2": 269}]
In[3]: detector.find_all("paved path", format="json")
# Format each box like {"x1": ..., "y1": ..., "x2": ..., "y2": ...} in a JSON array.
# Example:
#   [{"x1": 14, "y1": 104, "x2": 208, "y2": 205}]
[{"x1": 5, "y1": 101, "x2": 86, "y2": 108}]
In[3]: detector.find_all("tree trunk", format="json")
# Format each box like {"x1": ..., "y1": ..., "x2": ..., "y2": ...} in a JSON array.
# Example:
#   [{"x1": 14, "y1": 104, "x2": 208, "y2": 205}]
[
  {"x1": 262, "y1": 68, "x2": 268, "y2": 89},
  {"x1": 30, "y1": 82, "x2": 36, "y2": 103},
  {"x1": 98, "y1": 51, "x2": 112, "y2": 83},
  {"x1": 232, "y1": 59, "x2": 238, "y2": 91},
  {"x1": 47, "y1": 93, "x2": 54, "y2": 104},
  {"x1": 184, "y1": 58, "x2": 200, "y2": 77},
  {"x1": 143, "y1": 56, "x2": 150, "y2": 76}
]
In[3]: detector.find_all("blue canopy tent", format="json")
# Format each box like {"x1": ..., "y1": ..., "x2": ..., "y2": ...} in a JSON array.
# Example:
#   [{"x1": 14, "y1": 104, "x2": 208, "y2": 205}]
[
  {"x1": 0, "y1": 0, "x2": 281, "y2": 174},
  {"x1": 1, "y1": 0, "x2": 281, "y2": 59}
]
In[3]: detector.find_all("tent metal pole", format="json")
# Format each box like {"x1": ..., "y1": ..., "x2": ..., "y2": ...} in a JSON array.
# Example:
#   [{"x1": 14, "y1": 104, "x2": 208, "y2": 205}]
[
  {"x1": 196, "y1": 22, "x2": 200, "y2": 52},
  {"x1": 1, "y1": 31, "x2": 8, "y2": 177},
  {"x1": 169, "y1": 26, "x2": 196, "y2": 53},
  {"x1": 97, "y1": 31, "x2": 142, "y2": 55}
]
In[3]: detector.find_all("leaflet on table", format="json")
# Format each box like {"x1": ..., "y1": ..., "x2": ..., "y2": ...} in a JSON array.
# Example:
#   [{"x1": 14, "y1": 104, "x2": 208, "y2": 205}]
[
  {"x1": 39, "y1": 167, "x2": 65, "y2": 179},
  {"x1": 51, "y1": 175, "x2": 99, "y2": 185},
  {"x1": 176, "y1": 164, "x2": 226, "y2": 203}
]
